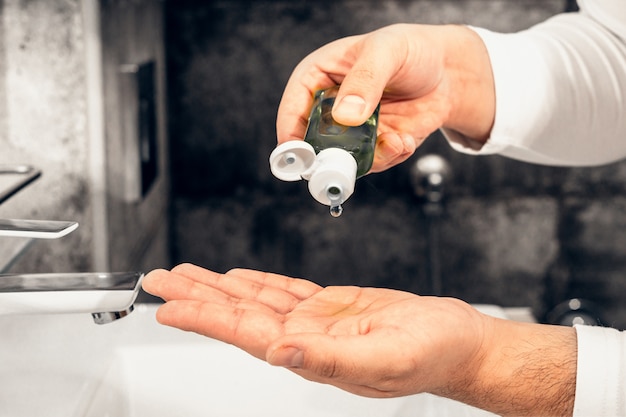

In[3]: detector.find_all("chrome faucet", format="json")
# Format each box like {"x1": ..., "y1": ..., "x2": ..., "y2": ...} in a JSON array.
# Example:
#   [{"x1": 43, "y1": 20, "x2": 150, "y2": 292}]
[
  {"x1": 0, "y1": 164, "x2": 143, "y2": 324},
  {"x1": 0, "y1": 220, "x2": 142, "y2": 324},
  {"x1": 0, "y1": 271, "x2": 144, "y2": 324}
]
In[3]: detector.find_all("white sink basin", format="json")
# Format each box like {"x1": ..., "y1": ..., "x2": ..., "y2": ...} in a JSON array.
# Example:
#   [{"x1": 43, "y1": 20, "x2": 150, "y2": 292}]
[{"x1": 0, "y1": 304, "x2": 504, "y2": 417}]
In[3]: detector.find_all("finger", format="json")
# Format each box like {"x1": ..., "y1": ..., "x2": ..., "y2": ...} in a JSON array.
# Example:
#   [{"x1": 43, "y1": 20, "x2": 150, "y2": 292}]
[
  {"x1": 275, "y1": 36, "x2": 362, "y2": 144},
  {"x1": 266, "y1": 333, "x2": 415, "y2": 397},
  {"x1": 142, "y1": 268, "x2": 274, "y2": 315},
  {"x1": 156, "y1": 300, "x2": 284, "y2": 360},
  {"x1": 275, "y1": 62, "x2": 336, "y2": 144},
  {"x1": 275, "y1": 82, "x2": 312, "y2": 144},
  {"x1": 143, "y1": 268, "x2": 237, "y2": 306},
  {"x1": 331, "y1": 32, "x2": 404, "y2": 126},
  {"x1": 141, "y1": 268, "x2": 207, "y2": 301},
  {"x1": 149, "y1": 265, "x2": 303, "y2": 315},
  {"x1": 170, "y1": 264, "x2": 319, "y2": 313},
  {"x1": 143, "y1": 267, "x2": 218, "y2": 302},
  {"x1": 225, "y1": 268, "x2": 322, "y2": 300},
  {"x1": 370, "y1": 131, "x2": 421, "y2": 173},
  {"x1": 142, "y1": 268, "x2": 177, "y2": 300},
  {"x1": 171, "y1": 263, "x2": 321, "y2": 301}
]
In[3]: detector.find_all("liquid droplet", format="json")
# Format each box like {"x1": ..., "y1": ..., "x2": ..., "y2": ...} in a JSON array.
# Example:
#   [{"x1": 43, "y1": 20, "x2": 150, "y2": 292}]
[{"x1": 330, "y1": 204, "x2": 343, "y2": 218}]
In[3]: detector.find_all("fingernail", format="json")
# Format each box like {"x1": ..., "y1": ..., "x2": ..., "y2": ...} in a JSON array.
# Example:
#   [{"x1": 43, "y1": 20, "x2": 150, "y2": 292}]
[
  {"x1": 269, "y1": 346, "x2": 304, "y2": 368},
  {"x1": 335, "y1": 94, "x2": 366, "y2": 119}
]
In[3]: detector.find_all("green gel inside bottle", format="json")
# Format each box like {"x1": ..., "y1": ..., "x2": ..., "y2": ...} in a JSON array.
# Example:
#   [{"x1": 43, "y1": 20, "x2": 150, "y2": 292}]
[{"x1": 304, "y1": 86, "x2": 379, "y2": 178}]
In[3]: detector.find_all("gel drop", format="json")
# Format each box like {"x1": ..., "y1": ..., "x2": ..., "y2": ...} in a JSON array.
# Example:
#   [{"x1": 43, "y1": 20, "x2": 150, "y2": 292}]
[{"x1": 269, "y1": 86, "x2": 379, "y2": 217}]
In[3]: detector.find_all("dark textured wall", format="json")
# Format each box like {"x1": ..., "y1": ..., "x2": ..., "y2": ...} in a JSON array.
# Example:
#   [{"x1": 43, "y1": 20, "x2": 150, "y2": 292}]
[{"x1": 165, "y1": 0, "x2": 626, "y2": 328}]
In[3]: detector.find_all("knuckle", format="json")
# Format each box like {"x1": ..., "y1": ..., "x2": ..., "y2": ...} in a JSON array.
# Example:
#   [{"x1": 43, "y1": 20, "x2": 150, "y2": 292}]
[
  {"x1": 350, "y1": 67, "x2": 377, "y2": 83},
  {"x1": 312, "y1": 358, "x2": 340, "y2": 379}
]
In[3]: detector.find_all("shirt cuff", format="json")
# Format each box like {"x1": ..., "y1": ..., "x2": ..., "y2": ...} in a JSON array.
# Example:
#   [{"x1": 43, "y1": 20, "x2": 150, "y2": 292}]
[
  {"x1": 444, "y1": 15, "x2": 626, "y2": 166},
  {"x1": 573, "y1": 324, "x2": 626, "y2": 417},
  {"x1": 442, "y1": 23, "x2": 579, "y2": 166},
  {"x1": 441, "y1": 25, "x2": 547, "y2": 160}
]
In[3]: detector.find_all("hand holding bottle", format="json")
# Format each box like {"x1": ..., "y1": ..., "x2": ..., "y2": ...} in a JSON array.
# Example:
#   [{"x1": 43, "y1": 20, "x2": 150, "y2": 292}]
[{"x1": 276, "y1": 23, "x2": 496, "y2": 173}]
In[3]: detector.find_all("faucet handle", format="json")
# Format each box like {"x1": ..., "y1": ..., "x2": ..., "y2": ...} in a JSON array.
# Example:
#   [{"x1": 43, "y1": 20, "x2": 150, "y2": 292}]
[{"x1": 0, "y1": 219, "x2": 78, "y2": 239}]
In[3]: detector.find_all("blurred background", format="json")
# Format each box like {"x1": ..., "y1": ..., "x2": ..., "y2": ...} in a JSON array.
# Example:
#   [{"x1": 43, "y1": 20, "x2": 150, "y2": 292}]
[{"x1": 2, "y1": 0, "x2": 626, "y2": 328}]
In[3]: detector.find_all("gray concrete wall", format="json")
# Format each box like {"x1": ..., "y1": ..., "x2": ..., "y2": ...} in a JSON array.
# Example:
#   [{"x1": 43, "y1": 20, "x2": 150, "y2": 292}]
[
  {"x1": 0, "y1": 0, "x2": 170, "y2": 280},
  {"x1": 99, "y1": 0, "x2": 170, "y2": 274},
  {"x1": 166, "y1": 0, "x2": 626, "y2": 328},
  {"x1": 0, "y1": 0, "x2": 93, "y2": 272}
]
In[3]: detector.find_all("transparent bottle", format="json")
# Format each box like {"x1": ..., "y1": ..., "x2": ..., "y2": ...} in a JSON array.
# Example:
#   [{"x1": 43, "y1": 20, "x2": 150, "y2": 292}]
[{"x1": 270, "y1": 86, "x2": 379, "y2": 217}]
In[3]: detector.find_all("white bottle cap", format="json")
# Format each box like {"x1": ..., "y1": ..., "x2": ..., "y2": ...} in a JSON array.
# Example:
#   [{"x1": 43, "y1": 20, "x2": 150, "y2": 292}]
[
  {"x1": 269, "y1": 141, "x2": 357, "y2": 207},
  {"x1": 306, "y1": 148, "x2": 356, "y2": 206},
  {"x1": 269, "y1": 141, "x2": 316, "y2": 182}
]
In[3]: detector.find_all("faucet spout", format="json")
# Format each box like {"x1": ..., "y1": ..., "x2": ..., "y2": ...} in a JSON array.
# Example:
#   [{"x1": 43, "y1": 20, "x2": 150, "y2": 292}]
[
  {"x1": 0, "y1": 272, "x2": 143, "y2": 324},
  {"x1": 92, "y1": 305, "x2": 135, "y2": 324}
]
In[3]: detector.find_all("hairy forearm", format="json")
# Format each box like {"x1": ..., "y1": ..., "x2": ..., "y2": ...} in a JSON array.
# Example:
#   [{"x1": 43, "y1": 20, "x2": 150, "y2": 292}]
[
  {"x1": 439, "y1": 25, "x2": 495, "y2": 143},
  {"x1": 444, "y1": 318, "x2": 577, "y2": 417}
]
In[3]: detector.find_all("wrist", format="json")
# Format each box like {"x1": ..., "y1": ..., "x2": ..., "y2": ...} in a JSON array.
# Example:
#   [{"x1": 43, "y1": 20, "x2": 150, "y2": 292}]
[
  {"x1": 455, "y1": 318, "x2": 577, "y2": 417},
  {"x1": 439, "y1": 25, "x2": 495, "y2": 143}
]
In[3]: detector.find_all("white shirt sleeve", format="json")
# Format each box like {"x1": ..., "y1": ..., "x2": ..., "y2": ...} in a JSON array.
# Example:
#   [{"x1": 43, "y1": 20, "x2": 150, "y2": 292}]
[
  {"x1": 443, "y1": 2, "x2": 626, "y2": 415},
  {"x1": 574, "y1": 325, "x2": 626, "y2": 417},
  {"x1": 443, "y1": 0, "x2": 626, "y2": 167}
]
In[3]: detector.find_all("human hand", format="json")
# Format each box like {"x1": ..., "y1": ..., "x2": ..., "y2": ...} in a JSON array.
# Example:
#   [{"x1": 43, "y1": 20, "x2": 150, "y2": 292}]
[
  {"x1": 276, "y1": 24, "x2": 495, "y2": 173},
  {"x1": 143, "y1": 264, "x2": 577, "y2": 416},
  {"x1": 142, "y1": 263, "x2": 489, "y2": 398}
]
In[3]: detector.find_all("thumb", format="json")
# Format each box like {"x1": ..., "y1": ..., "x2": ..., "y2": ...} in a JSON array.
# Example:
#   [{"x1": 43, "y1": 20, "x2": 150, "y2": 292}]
[
  {"x1": 266, "y1": 333, "x2": 375, "y2": 381},
  {"x1": 331, "y1": 31, "x2": 400, "y2": 126}
]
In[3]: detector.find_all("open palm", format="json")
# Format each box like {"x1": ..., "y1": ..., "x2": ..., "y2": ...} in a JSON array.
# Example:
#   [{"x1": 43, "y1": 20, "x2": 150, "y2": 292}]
[{"x1": 143, "y1": 263, "x2": 488, "y2": 398}]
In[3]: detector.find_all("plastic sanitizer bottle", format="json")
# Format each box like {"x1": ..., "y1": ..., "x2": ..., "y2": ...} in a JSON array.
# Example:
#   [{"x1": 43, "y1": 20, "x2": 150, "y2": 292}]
[{"x1": 269, "y1": 86, "x2": 379, "y2": 217}]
